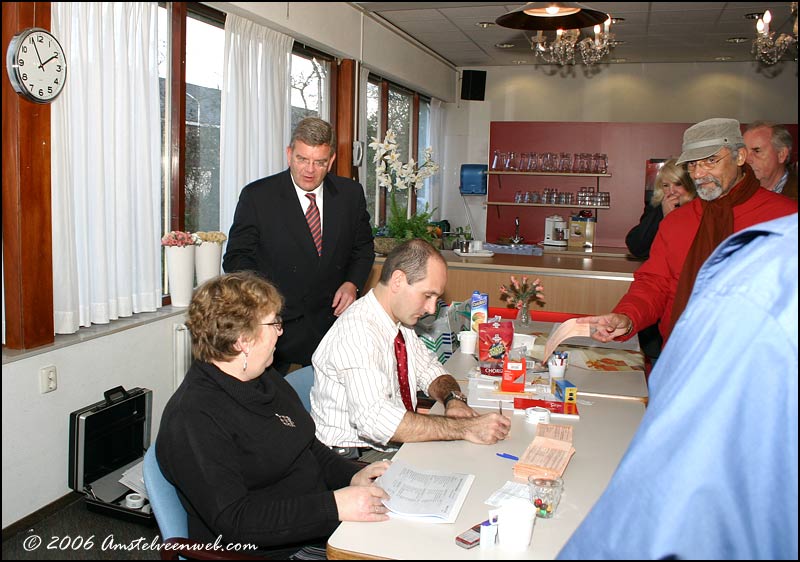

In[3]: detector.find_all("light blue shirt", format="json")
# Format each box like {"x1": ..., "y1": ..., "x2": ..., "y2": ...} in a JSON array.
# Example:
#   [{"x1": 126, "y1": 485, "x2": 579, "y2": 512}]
[{"x1": 558, "y1": 213, "x2": 798, "y2": 560}]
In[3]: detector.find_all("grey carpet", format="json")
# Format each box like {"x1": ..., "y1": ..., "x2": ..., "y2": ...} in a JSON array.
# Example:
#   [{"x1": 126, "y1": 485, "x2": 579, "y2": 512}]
[{"x1": 3, "y1": 497, "x2": 160, "y2": 560}]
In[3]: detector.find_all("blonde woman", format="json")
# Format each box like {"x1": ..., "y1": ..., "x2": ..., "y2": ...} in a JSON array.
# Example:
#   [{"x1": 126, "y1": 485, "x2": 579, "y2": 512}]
[{"x1": 626, "y1": 159, "x2": 696, "y2": 259}]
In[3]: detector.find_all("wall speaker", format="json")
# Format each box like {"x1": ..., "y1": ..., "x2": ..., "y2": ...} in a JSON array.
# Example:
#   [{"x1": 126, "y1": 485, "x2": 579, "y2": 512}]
[{"x1": 461, "y1": 70, "x2": 486, "y2": 101}]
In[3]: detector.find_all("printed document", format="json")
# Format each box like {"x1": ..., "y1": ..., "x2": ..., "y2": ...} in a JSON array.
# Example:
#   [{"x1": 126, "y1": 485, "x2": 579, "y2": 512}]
[
  {"x1": 377, "y1": 460, "x2": 474, "y2": 523},
  {"x1": 513, "y1": 423, "x2": 576, "y2": 480}
]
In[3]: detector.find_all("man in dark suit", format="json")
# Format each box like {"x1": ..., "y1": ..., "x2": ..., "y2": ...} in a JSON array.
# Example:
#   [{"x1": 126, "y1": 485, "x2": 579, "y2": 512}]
[{"x1": 223, "y1": 118, "x2": 374, "y2": 374}]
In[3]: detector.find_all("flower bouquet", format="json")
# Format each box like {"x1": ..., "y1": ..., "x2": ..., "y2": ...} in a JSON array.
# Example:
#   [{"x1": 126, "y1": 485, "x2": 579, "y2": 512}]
[
  {"x1": 161, "y1": 231, "x2": 200, "y2": 247},
  {"x1": 500, "y1": 275, "x2": 545, "y2": 325},
  {"x1": 369, "y1": 129, "x2": 441, "y2": 254}
]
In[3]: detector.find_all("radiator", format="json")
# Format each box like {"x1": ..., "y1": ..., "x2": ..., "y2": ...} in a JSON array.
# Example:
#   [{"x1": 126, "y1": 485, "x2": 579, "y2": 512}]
[{"x1": 173, "y1": 323, "x2": 192, "y2": 390}]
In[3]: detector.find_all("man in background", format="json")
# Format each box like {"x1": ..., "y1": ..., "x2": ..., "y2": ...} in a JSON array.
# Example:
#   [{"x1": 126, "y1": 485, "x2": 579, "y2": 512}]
[
  {"x1": 224, "y1": 118, "x2": 374, "y2": 374},
  {"x1": 744, "y1": 120, "x2": 797, "y2": 201},
  {"x1": 311, "y1": 239, "x2": 510, "y2": 460},
  {"x1": 558, "y1": 213, "x2": 798, "y2": 559},
  {"x1": 578, "y1": 118, "x2": 796, "y2": 348}
]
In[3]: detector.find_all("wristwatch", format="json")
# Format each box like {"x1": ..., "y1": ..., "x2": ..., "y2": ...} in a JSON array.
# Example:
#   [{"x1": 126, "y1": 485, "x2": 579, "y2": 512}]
[{"x1": 443, "y1": 390, "x2": 468, "y2": 407}]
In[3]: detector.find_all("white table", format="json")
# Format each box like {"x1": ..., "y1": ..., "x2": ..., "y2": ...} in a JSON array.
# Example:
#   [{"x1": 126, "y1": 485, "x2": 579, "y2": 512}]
[{"x1": 327, "y1": 396, "x2": 645, "y2": 560}]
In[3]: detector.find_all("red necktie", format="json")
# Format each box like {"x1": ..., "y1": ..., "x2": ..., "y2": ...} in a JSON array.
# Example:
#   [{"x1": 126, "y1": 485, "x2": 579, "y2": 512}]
[
  {"x1": 305, "y1": 193, "x2": 322, "y2": 256},
  {"x1": 394, "y1": 331, "x2": 414, "y2": 411}
]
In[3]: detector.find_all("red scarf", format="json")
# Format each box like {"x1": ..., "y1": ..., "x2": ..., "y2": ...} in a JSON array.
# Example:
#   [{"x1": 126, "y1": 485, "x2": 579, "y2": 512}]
[{"x1": 668, "y1": 164, "x2": 761, "y2": 338}]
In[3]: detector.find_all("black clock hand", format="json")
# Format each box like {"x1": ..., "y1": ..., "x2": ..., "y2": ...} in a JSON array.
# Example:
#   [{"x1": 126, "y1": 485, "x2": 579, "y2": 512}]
[
  {"x1": 32, "y1": 39, "x2": 45, "y2": 69},
  {"x1": 40, "y1": 54, "x2": 59, "y2": 68}
]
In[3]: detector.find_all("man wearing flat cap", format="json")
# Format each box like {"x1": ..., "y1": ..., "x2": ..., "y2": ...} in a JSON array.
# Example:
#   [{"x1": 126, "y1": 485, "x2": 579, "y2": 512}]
[{"x1": 576, "y1": 118, "x2": 797, "y2": 349}]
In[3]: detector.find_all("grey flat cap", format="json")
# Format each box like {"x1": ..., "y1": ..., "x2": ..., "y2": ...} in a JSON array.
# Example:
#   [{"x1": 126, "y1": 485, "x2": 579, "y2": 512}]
[{"x1": 676, "y1": 118, "x2": 744, "y2": 164}]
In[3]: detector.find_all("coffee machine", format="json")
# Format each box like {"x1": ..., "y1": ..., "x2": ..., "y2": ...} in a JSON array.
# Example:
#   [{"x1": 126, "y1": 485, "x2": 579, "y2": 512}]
[{"x1": 544, "y1": 215, "x2": 568, "y2": 247}]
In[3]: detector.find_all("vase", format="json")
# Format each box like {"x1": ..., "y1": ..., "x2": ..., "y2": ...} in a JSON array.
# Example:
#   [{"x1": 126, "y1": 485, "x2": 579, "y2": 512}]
[
  {"x1": 195, "y1": 241, "x2": 222, "y2": 286},
  {"x1": 165, "y1": 245, "x2": 196, "y2": 307},
  {"x1": 518, "y1": 302, "x2": 531, "y2": 326}
]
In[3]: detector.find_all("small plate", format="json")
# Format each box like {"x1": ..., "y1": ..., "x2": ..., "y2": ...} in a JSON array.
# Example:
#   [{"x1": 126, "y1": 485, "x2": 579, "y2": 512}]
[{"x1": 454, "y1": 249, "x2": 495, "y2": 257}]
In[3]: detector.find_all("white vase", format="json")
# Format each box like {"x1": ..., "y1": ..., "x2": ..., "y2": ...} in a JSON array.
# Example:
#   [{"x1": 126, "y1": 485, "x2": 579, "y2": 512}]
[
  {"x1": 166, "y1": 245, "x2": 196, "y2": 307},
  {"x1": 195, "y1": 241, "x2": 222, "y2": 286}
]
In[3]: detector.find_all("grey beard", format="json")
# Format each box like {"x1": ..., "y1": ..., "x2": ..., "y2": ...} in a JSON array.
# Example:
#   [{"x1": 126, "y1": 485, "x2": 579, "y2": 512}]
[{"x1": 695, "y1": 177, "x2": 723, "y2": 201}]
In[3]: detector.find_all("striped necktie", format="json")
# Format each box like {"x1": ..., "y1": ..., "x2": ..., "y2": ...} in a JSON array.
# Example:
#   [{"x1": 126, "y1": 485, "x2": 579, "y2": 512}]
[{"x1": 305, "y1": 193, "x2": 322, "y2": 256}]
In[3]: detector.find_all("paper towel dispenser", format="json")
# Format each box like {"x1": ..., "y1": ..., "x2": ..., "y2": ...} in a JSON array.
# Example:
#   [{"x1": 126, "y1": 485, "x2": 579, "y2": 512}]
[{"x1": 459, "y1": 164, "x2": 488, "y2": 195}]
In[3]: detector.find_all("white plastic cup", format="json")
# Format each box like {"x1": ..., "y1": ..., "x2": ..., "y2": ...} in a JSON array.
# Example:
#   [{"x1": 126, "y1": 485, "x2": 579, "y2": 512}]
[
  {"x1": 471, "y1": 240, "x2": 484, "y2": 252},
  {"x1": 458, "y1": 331, "x2": 478, "y2": 355},
  {"x1": 548, "y1": 363, "x2": 566, "y2": 379},
  {"x1": 490, "y1": 499, "x2": 536, "y2": 551}
]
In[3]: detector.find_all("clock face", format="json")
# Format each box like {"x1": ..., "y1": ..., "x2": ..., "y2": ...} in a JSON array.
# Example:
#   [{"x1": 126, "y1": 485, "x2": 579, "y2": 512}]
[{"x1": 6, "y1": 27, "x2": 67, "y2": 104}]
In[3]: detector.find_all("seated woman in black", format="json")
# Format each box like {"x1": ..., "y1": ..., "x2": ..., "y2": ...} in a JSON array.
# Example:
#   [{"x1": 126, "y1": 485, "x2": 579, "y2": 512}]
[{"x1": 156, "y1": 271, "x2": 389, "y2": 559}]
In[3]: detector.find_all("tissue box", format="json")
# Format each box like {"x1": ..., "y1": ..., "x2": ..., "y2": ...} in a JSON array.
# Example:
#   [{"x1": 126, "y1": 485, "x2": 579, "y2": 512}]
[{"x1": 552, "y1": 379, "x2": 577, "y2": 403}]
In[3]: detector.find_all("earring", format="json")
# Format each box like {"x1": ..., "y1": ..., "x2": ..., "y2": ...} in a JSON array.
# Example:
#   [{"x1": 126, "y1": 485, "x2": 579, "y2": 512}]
[{"x1": 242, "y1": 350, "x2": 249, "y2": 372}]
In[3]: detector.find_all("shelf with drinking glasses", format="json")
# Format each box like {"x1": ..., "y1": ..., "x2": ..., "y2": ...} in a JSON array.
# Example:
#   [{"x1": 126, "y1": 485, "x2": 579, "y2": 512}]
[
  {"x1": 487, "y1": 171, "x2": 612, "y2": 178},
  {"x1": 486, "y1": 201, "x2": 610, "y2": 209}
]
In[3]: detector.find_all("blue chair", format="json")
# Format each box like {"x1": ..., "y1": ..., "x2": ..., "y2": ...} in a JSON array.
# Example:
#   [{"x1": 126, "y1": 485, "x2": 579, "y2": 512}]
[
  {"x1": 285, "y1": 365, "x2": 314, "y2": 412},
  {"x1": 143, "y1": 443, "x2": 262, "y2": 560}
]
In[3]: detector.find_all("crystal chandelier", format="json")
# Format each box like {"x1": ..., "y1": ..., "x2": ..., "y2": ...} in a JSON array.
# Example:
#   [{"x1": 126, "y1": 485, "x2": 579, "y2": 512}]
[
  {"x1": 531, "y1": 20, "x2": 614, "y2": 66},
  {"x1": 752, "y1": 2, "x2": 798, "y2": 65}
]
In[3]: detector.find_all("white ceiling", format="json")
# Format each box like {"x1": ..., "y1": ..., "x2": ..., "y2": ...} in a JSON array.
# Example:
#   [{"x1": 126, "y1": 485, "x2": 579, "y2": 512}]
[{"x1": 352, "y1": 2, "x2": 798, "y2": 66}]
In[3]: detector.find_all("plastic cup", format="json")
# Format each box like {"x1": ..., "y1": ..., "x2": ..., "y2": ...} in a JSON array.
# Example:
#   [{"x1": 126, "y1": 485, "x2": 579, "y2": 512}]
[
  {"x1": 490, "y1": 499, "x2": 536, "y2": 551},
  {"x1": 458, "y1": 331, "x2": 478, "y2": 355},
  {"x1": 548, "y1": 363, "x2": 566, "y2": 379}
]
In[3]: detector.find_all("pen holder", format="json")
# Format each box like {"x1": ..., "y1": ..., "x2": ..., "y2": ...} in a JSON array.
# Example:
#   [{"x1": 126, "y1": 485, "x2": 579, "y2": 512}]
[{"x1": 547, "y1": 362, "x2": 566, "y2": 379}]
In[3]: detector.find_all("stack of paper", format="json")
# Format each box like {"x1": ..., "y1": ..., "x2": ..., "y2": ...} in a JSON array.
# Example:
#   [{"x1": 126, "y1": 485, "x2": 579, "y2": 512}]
[
  {"x1": 513, "y1": 424, "x2": 576, "y2": 480},
  {"x1": 377, "y1": 461, "x2": 474, "y2": 524}
]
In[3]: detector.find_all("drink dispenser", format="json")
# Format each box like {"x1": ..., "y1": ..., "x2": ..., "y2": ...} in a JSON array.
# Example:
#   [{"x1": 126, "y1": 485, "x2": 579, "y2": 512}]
[{"x1": 544, "y1": 215, "x2": 567, "y2": 247}]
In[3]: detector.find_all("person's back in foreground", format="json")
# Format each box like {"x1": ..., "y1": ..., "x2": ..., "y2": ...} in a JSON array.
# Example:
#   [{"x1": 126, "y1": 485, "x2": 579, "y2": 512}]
[{"x1": 558, "y1": 213, "x2": 798, "y2": 560}]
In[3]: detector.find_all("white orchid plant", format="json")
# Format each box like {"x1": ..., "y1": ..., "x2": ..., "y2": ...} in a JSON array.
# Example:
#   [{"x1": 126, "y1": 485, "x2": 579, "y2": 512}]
[{"x1": 369, "y1": 129, "x2": 439, "y2": 192}]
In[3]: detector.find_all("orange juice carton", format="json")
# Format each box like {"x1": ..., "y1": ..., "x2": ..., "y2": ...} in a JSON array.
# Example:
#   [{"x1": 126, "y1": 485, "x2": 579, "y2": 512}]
[{"x1": 470, "y1": 291, "x2": 489, "y2": 332}]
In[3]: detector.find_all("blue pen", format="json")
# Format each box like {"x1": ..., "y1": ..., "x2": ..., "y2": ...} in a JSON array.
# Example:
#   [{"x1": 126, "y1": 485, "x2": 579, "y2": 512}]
[{"x1": 496, "y1": 452, "x2": 519, "y2": 461}]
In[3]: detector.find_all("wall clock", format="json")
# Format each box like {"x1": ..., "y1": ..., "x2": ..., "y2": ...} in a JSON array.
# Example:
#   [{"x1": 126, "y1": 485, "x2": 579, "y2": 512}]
[{"x1": 6, "y1": 27, "x2": 67, "y2": 104}]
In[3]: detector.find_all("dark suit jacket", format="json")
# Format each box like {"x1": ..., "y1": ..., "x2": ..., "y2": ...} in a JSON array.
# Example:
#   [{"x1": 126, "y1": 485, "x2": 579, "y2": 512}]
[
  {"x1": 223, "y1": 169, "x2": 374, "y2": 367},
  {"x1": 782, "y1": 168, "x2": 798, "y2": 201}
]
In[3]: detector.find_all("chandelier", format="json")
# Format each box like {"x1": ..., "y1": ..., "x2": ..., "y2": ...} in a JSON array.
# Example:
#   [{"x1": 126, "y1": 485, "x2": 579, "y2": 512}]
[
  {"x1": 530, "y1": 20, "x2": 614, "y2": 66},
  {"x1": 752, "y1": 2, "x2": 798, "y2": 65}
]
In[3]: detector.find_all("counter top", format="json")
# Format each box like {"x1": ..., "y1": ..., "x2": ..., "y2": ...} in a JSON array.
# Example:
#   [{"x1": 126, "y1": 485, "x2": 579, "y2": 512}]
[{"x1": 375, "y1": 249, "x2": 642, "y2": 279}]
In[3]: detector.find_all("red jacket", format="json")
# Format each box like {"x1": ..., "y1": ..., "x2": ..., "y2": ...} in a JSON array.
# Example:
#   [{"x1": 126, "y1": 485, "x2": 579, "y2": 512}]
[{"x1": 614, "y1": 185, "x2": 796, "y2": 344}]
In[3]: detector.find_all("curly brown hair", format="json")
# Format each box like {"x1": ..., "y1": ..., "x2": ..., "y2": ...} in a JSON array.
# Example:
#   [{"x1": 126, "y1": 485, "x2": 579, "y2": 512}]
[{"x1": 186, "y1": 271, "x2": 284, "y2": 362}]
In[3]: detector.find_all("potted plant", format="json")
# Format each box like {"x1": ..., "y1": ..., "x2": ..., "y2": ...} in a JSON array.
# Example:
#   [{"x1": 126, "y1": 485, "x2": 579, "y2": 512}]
[
  {"x1": 369, "y1": 129, "x2": 441, "y2": 254},
  {"x1": 194, "y1": 231, "x2": 227, "y2": 285},
  {"x1": 161, "y1": 231, "x2": 201, "y2": 307}
]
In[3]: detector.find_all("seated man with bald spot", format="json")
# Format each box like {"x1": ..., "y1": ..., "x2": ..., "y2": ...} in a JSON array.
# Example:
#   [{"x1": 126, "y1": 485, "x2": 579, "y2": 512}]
[{"x1": 311, "y1": 239, "x2": 510, "y2": 459}]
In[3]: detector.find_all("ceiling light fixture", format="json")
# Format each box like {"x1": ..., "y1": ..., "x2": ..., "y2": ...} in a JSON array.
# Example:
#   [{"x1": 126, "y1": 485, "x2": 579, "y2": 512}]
[
  {"x1": 726, "y1": 37, "x2": 748, "y2": 44},
  {"x1": 476, "y1": 22, "x2": 495, "y2": 28},
  {"x1": 497, "y1": 3, "x2": 615, "y2": 66},
  {"x1": 752, "y1": 2, "x2": 798, "y2": 65},
  {"x1": 495, "y1": 43, "x2": 515, "y2": 49},
  {"x1": 496, "y1": 2, "x2": 609, "y2": 31}
]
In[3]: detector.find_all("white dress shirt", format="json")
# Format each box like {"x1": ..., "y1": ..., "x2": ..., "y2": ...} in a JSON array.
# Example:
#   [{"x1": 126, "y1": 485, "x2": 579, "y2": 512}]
[{"x1": 311, "y1": 290, "x2": 447, "y2": 450}]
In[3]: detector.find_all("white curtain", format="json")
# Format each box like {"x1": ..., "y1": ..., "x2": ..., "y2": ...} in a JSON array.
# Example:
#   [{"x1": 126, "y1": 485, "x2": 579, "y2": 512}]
[
  {"x1": 429, "y1": 98, "x2": 446, "y2": 220},
  {"x1": 51, "y1": 2, "x2": 162, "y2": 334},
  {"x1": 219, "y1": 14, "x2": 294, "y2": 243}
]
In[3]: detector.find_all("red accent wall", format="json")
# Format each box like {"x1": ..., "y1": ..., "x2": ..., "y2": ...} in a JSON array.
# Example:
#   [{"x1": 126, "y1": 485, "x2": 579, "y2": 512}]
[{"x1": 486, "y1": 121, "x2": 798, "y2": 248}]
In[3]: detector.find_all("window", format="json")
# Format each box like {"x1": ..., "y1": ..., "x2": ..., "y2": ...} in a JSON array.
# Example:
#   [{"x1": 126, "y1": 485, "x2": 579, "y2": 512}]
[
  {"x1": 364, "y1": 75, "x2": 432, "y2": 226},
  {"x1": 290, "y1": 48, "x2": 332, "y2": 130},
  {"x1": 158, "y1": 4, "x2": 336, "y2": 299}
]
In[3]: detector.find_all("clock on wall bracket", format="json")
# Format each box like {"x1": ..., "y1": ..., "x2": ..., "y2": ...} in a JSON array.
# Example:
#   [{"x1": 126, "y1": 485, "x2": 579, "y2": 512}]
[{"x1": 6, "y1": 27, "x2": 67, "y2": 104}]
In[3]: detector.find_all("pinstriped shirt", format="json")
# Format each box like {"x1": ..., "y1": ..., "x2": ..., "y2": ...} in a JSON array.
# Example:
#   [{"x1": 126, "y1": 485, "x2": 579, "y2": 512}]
[{"x1": 310, "y1": 289, "x2": 447, "y2": 450}]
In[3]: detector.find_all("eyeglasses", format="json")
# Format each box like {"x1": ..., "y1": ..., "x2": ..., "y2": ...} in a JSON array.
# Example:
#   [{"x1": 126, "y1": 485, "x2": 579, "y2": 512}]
[
  {"x1": 261, "y1": 316, "x2": 283, "y2": 333},
  {"x1": 685, "y1": 151, "x2": 731, "y2": 172},
  {"x1": 293, "y1": 154, "x2": 330, "y2": 170}
]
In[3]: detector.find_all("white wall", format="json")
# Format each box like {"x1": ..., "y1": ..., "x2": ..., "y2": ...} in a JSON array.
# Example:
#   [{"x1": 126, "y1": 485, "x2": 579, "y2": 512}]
[
  {"x1": 1, "y1": 315, "x2": 182, "y2": 528},
  {"x1": 207, "y1": 1, "x2": 456, "y2": 101},
  {"x1": 440, "y1": 61, "x2": 799, "y2": 237}
]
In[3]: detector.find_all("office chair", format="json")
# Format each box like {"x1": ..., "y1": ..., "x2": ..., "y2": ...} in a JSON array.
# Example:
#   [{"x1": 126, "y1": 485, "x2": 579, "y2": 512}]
[
  {"x1": 285, "y1": 365, "x2": 314, "y2": 412},
  {"x1": 143, "y1": 444, "x2": 262, "y2": 560}
]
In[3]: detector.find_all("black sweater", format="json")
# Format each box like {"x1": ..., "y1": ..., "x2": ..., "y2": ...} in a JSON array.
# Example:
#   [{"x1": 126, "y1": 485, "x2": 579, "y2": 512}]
[
  {"x1": 156, "y1": 361, "x2": 359, "y2": 551},
  {"x1": 625, "y1": 204, "x2": 664, "y2": 259}
]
